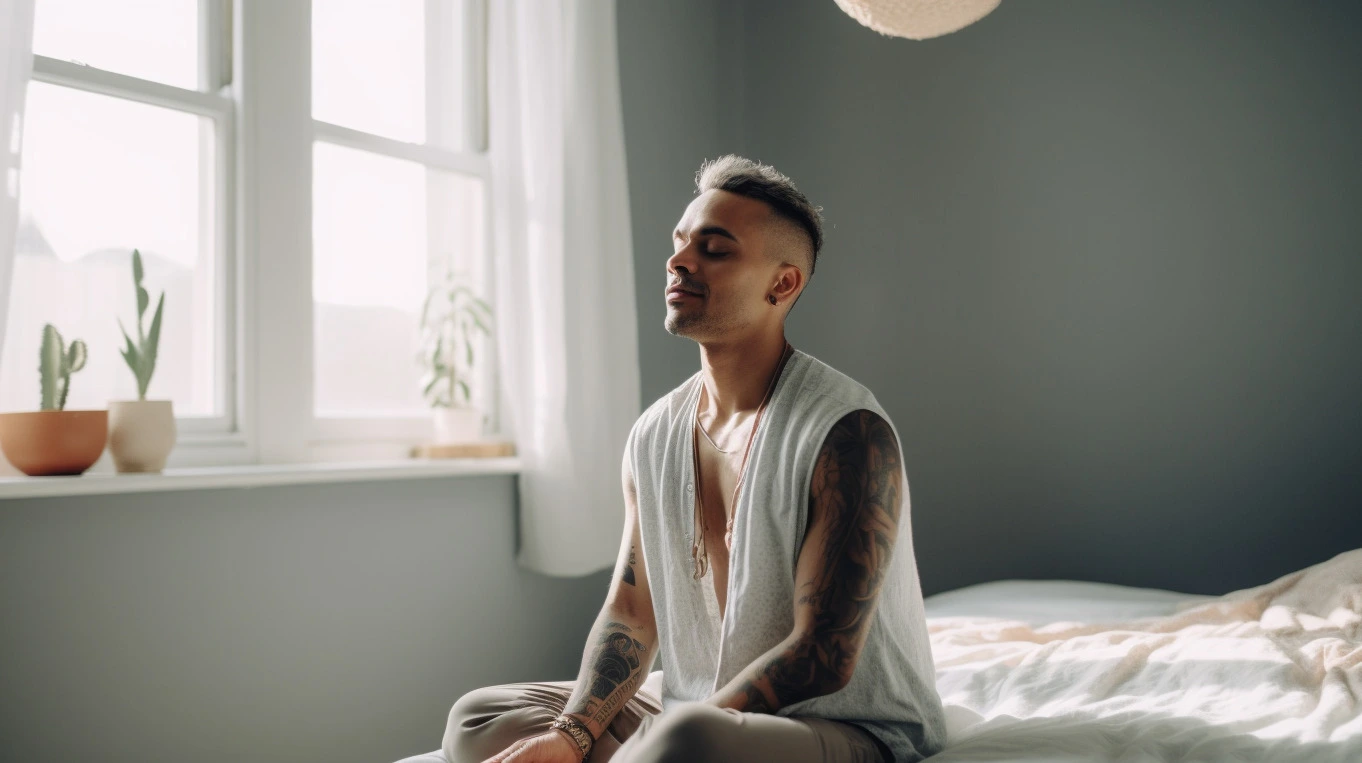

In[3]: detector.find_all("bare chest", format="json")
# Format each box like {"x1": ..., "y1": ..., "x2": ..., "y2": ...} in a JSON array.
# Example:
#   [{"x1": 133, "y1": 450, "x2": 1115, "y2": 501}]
[{"x1": 693, "y1": 432, "x2": 746, "y2": 616}]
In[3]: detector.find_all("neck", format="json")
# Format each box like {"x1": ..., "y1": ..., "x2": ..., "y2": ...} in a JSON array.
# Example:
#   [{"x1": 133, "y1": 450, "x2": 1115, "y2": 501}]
[{"x1": 697, "y1": 331, "x2": 790, "y2": 421}]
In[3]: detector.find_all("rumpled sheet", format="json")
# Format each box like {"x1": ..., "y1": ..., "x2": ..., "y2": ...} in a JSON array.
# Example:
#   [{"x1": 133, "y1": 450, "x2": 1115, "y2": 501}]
[{"x1": 928, "y1": 549, "x2": 1362, "y2": 762}]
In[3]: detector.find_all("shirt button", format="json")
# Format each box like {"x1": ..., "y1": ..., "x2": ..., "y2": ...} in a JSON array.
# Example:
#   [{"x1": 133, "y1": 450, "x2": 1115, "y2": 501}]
[{"x1": 685, "y1": 483, "x2": 694, "y2": 492}]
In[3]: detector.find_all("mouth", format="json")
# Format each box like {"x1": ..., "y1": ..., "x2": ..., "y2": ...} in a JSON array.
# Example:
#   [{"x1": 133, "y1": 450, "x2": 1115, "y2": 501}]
[{"x1": 666, "y1": 287, "x2": 703, "y2": 302}]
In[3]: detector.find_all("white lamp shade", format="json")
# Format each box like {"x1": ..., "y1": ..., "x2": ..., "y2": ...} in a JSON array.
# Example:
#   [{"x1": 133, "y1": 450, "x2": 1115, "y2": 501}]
[{"x1": 834, "y1": 0, "x2": 1003, "y2": 40}]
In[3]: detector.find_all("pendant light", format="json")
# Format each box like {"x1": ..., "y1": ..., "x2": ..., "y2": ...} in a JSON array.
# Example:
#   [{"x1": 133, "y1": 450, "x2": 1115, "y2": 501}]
[{"x1": 833, "y1": 0, "x2": 1002, "y2": 40}]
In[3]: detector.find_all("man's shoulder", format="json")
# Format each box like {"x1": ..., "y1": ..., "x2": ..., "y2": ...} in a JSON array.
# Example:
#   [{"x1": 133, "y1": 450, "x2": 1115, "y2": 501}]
[
  {"x1": 785, "y1": 351, "x2": 907, "y2": 456},
  {"x1": 793, "y1": 350, "x2": 882, "y2": 413},
  {"x1": 630, "y1": 370, "x2": 702, "y2": 445}
]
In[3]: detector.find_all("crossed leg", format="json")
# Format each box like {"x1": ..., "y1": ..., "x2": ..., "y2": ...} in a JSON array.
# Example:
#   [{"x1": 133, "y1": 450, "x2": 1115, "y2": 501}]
[
  {"x1": 443, "y1": 680, "x2": 660, "y2": 763},
  {"x1": 443, "y1": 680, "x2": 890, "y2": 763}
]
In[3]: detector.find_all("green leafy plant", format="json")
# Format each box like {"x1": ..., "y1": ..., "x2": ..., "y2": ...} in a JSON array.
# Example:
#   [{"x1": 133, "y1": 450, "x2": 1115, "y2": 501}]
[
  {"x1": 418, "y1": 273, "x2": 493, "y2": 408},
  {"x1": 39, "y1": 323, "x2": 88, "y2": 411},
  {"x1": 117, "y1": 249, "x2": 165, "y2": 400}
]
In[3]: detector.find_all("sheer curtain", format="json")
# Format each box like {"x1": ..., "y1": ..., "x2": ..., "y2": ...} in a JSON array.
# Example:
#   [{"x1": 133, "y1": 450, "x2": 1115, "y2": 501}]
[
  {"x1": 488, "y1": 0, "x2": 641, "y2": 576},
  {"x1": 0, "y1": 1, "x2": 35, "y2": 476},
  {"x1": 0, "y1": 0, "x2": 36, "y2": 367}
]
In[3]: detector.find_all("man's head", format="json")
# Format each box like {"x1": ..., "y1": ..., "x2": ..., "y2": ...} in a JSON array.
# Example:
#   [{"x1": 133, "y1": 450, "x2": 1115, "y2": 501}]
[{"x1": 664, "y1": 155, "x2": 823, "y2": 341}]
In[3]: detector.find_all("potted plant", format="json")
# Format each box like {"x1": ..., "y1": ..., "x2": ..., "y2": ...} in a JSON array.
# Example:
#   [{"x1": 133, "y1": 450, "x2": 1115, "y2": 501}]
[
  {"x1": 107, "y1": 249, "x2": 176, "y2": 473},
  {"x1": 0, "y1": 324, "x2": 107, "y2": 476},
  {"x1": 418, "y1": 273, "x2": 493, "y2": 443}
]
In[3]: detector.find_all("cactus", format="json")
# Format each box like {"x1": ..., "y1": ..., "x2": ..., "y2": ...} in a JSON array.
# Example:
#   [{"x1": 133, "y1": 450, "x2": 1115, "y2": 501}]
[
  {"x1": 417, "y1": 272, "x2": 493, "y2": 408},
  {"x1": 39, "y1": 324, "x2": 88, "y2": 411},
  {"x1": 117, "y1": 249, "x2": 165, "y2": 400}
]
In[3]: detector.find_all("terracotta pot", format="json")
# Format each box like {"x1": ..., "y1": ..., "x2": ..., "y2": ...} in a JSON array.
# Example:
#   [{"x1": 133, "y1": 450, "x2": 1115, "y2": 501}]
[
  {"x1": 0, "y1": 410, "x2": 109, "y2": 476},
  {"x1": 108, "y1": 400, "x2": 177, "y2": 473}
]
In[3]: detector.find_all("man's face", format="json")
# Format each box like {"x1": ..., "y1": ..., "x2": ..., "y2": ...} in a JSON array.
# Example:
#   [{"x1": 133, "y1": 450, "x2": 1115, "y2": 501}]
[{"x1": 664, "y1": 190, "x2": 781, "y2": 340}]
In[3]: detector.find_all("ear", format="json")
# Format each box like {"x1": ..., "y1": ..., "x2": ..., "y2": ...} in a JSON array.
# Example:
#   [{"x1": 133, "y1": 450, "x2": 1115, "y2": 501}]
[{"x1": 772, "y1": 263, "x2": 804, "y2": 304}]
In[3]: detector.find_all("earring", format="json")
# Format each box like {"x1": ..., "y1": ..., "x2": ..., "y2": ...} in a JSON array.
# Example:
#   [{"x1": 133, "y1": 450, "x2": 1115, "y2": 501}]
[{"x1": 768, "y1": 295, "x2": 778, "y2": 305}]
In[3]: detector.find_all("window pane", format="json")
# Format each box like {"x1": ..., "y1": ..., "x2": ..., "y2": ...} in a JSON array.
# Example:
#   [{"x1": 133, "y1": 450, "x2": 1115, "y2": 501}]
[
  {"x1": 313, "y1": 142, "x2": 486, "y2": 416},
  {"x1": 0, "y1": 83, "x2": 220, "y2": 416},
  {"x1": 33, "y1": 0, "x2": 200, "y2": 90},
  {"x1": 312, "y1": 0, "x2": 426, "y2": 144},
  {"x1": 312, "y1": 0, "x2": 473, "y2": 150}
]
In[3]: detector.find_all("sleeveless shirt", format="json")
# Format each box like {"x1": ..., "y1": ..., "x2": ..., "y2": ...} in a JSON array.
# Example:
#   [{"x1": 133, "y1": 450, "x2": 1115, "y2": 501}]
[{"x1": 626, "y1": 348, "x2": 947, "y2": 762}]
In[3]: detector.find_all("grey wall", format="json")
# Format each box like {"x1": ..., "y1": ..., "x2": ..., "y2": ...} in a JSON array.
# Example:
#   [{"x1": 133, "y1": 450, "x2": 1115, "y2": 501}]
[
  {"x1": 5, "y1": 2, "x2": 1361, "y2": 762},
  {"x1": 0, "y1": 476, "x2": 610, "y2": 763},
  {"x1": 621, "y1": 0, "x2": 1362, "y2": 598}
]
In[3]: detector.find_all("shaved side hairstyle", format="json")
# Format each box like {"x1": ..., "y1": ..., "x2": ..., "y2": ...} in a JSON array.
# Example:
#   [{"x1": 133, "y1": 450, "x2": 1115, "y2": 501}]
[{"x1": 695, "y1": 155, "x2": 825, "y2": 281}]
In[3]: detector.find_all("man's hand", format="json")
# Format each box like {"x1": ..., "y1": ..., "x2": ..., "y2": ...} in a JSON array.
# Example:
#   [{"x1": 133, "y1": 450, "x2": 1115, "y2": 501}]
[{"x1": 481, "y1": 729, "x2": 584, "y2": 763}]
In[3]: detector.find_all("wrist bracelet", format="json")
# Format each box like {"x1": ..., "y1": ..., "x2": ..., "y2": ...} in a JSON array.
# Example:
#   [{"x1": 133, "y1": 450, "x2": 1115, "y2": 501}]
[{"x1": 550, "y1": 715, "x2": 594, "y2": 760}]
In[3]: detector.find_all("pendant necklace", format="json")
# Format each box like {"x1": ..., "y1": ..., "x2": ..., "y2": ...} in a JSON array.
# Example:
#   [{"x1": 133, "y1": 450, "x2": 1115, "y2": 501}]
[{"x1": 690, "y1": 340, "x2": 794, "y2": 580}]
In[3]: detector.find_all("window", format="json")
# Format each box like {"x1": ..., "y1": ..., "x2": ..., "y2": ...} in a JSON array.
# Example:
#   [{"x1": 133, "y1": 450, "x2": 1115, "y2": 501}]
[
  {"x1": 310, "y1": 0, "x2": 491, "y2": 429},
  {"x1": 3, "y1": 0, "x2": 493, "y2": 467},
  {"x1": 311, "y1": 142, "x2": 487, "y2": 418},
  {"x1": 1, "y1": 0, "x2": 232, "y2": 436}
]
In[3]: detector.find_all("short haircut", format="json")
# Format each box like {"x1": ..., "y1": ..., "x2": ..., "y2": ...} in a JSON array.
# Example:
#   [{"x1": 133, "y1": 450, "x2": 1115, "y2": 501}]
[{"x1": 694, "y1": 155, "x2": 824, "y2": 277}]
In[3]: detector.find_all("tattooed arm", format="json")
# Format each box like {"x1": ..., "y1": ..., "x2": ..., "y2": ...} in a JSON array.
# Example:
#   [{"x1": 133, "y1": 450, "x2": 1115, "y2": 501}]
[
  {"x1": 706, "y1": 409, "x2": 903, "y2": 713},
  {"x1": 557, "y1": 446, "x2": 659, "y2": 740},
  {"x1": 483, "y1": 453, "x2": 657, "y2": 763}
]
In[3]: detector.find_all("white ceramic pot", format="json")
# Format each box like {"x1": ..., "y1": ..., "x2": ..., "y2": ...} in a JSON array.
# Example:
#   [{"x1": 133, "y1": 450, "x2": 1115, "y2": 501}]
[
  {"x1": 433, "y1": 406, "x2": 483, "y2": 444},
  {"x1": 108, "y1": 400, "x2": 177, "y2": 473}
]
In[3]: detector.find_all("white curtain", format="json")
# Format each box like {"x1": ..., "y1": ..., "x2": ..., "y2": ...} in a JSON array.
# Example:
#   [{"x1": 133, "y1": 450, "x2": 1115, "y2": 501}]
[
  {"x1": 0, "y1": 0, "x2": 36, "y2": 367},
  {"x1": 488, "y1": 0, "x2": 641, "y2": 576}
]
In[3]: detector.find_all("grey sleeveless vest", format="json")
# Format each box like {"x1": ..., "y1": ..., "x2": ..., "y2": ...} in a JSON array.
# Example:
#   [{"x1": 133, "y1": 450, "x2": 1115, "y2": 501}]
[{"x1": 627, "y1": 349, "x2": 947, "y2": 762}]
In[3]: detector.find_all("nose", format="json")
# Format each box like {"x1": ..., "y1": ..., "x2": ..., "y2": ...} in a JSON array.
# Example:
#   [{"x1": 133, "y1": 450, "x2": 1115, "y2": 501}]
[{"x1": 667, "y1": 245, "x2": 698, "y2": 282}]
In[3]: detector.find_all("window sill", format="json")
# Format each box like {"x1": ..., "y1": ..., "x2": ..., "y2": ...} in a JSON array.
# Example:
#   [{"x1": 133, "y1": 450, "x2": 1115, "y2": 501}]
[{"x1": 0, "y1": 457, "x2": 522, "y2": 500}]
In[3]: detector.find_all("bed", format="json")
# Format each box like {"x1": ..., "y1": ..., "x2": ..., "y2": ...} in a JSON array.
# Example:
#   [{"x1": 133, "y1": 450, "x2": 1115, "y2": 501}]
[
  {"x1": 924, "y1": 549, "x2": 1362, "y2": 762},
  {"x1": 396, "y1": 549, "x2": 1362, "y2": 762}
]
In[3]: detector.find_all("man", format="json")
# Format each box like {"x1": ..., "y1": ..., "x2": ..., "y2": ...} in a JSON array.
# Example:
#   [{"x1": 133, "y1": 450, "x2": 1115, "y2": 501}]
[{"x1": 444, "y1": 156, "x2": 946, "y2": 763}]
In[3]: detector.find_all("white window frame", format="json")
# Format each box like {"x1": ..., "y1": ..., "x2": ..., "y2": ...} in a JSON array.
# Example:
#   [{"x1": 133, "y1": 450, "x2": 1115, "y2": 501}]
[
  {"x1": 27, "y1": 0, "x2": 244, "y2": 467},
  {"x1": 17, "y1": 0, "x2": 498, "y2": 469},
  {"x1": 240, "y1": 0, "x2": 496, "y2": 465}
]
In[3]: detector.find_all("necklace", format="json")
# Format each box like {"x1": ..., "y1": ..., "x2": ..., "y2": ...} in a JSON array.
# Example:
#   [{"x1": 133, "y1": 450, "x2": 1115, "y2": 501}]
[
  {"x1": 695, "y1": 410, "x2": 732, "y2": 453},
  {"x1": 690, "y1": 340, "x2": 795, "y2": 580}
]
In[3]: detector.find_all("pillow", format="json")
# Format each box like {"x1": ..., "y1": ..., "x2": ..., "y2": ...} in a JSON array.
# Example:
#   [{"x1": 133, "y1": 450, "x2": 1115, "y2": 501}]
[{"x1": 924, "y1": 579, "x2": 1215, "y2": 625}]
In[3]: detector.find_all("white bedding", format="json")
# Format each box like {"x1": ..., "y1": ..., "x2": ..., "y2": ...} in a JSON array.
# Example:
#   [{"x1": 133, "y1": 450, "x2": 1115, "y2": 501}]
[
  {"x1": 398, "y1": 555, "x2": 1361, "y2": 763},
  {"x1": 924, "y1": 550, "x2": 1362, "y2": 762}
]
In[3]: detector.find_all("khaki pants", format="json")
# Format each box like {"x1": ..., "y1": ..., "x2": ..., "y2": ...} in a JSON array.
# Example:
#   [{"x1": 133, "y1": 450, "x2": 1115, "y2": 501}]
[{"x1": 443, "y1": 679, "x2": 891, "y2": 763}]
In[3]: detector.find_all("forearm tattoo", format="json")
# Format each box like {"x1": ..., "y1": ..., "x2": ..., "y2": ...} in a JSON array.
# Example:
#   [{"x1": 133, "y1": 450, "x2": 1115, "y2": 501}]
[
  {"x1": 620, "y1": 545, "x2": 637, "y2": 586},
  {"x1": 735, "y1": 409, "x2": 902, "y2": 711},
  {"x1": 572, "y1": 621, "x2": 649, "y2": 728}
]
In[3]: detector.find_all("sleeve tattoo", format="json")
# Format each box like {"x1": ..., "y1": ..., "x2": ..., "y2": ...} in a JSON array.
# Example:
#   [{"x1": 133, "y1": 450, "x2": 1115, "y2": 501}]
[
  {"x1": 732, "y1": 409, "x2": 903, "y2": 711},
  {"x1": 572, "y1": 621, "x2": 650, "y2": 728}
]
